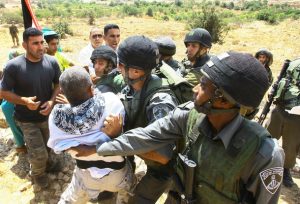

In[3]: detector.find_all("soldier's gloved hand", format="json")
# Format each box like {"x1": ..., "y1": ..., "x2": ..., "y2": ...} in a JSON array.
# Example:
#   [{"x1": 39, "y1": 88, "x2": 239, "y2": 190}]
[{"x1": 101, "y1": 114, "x2": 123, "y2": 138}]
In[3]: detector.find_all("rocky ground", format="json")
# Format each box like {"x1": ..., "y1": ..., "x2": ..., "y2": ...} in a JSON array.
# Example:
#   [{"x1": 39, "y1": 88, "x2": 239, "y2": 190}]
[{"x1": 0, "y1": 129, "x2": 75, "y2": 204}]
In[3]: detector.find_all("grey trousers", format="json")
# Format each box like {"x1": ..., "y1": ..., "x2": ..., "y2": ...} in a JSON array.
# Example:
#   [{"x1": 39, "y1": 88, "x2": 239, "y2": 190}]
[
  {"x1": 16, "y1": 120, "x2": 50, "y2": 176},
  {"x1": 266, "y1": 106, "x2": 300, "y2": 168}
]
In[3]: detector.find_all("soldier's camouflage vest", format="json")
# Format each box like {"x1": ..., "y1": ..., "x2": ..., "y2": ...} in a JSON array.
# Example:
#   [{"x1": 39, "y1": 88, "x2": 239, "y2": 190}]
[
  {"x1": 176, "y1": 109, "x2": 269, "y2": 204},
  {"x1": 275, "y1": 58, "x2": 300, "y2": 110}
]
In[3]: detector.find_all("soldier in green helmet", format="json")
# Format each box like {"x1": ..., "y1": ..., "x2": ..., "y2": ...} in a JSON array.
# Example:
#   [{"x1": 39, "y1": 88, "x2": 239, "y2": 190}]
[
  {"x1": 74, "y1": 51, "x2": 284, "y2": 204},
  {"x1": 255, "y1": 48, "x2": 274, "y2": 85},
  {"x1": 182, "y1": 28, "x2": 212, "y2": 86}
]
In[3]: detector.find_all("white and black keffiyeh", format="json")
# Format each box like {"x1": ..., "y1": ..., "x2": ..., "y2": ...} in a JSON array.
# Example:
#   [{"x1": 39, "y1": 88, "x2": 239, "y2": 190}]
[{"x1": 53, "y1": 94, "x2": 105, "y2": 135}]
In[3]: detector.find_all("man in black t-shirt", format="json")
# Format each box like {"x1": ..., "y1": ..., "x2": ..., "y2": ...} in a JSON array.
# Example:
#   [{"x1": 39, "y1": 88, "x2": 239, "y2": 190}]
[{"x1": 0, "y1": 28, "x2": 61, "y2": 188}]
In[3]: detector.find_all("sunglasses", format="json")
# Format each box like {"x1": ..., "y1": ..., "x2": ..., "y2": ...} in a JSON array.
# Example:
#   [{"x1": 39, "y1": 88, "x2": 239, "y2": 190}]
[{"x1": 92, "y1": 34, "x2": 103, "y2": 39}]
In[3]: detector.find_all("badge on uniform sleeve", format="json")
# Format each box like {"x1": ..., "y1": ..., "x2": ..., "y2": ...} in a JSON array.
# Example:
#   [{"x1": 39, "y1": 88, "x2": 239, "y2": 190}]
[
  {"x1": 259, "y1": 167, "x2": 283, "y2": 194},
  {"x1": 153, "y1": 105, "x2": 170, "y2": 120}
]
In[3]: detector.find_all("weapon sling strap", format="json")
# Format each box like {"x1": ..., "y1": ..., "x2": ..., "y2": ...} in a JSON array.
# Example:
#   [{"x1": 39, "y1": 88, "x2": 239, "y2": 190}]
[{"x1": 179, "y1": 109, "x2": 206, "y2": 154}]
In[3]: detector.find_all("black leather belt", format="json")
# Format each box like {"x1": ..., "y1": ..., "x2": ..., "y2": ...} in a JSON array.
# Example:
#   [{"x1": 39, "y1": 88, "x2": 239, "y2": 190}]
[{"x1": 76, "y1": 159, "x2": 126, "y2": 170}]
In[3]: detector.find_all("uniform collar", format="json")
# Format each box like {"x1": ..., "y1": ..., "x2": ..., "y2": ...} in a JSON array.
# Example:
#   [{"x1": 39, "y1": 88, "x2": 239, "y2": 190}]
[
  {"x1": 199, "y1": 114, "x2": 243, "y2": 149},
  {"x1": 213, "y1": 114, "x2": 243, "y2": 149}
]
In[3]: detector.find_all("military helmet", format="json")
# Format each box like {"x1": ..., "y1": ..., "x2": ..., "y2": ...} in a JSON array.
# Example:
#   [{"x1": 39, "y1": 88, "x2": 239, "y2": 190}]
[
  {"x1": 255, "y1": 48, "x2": 273, "y2": 67},
  {"x1": 118, "y1": 35, "x2": 159, "y2": 70},
  {"x1": 154, "y1": 36, "x2": 176, "y2": 56},
  {"x1": 201, "y1": 51, "x2": 269, "y2": 108},
  {"x1": 91, "y1": 45, "x2": 117, "y2": 67},
  {"x1": 184, "y1": 28, "x2": 212, "y2": 48}
]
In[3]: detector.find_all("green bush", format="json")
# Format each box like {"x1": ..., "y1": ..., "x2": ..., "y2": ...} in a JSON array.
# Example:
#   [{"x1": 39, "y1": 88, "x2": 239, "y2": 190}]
[
  {"x1": 242, "y1": 1, "x2": 265, "y2": 11},
  {"x1": 162, "y1": 15, "x2": 169, "y2": 21},
  {"x1": 188, "y1": 7, "x2": 229, "y2": 44},
  {"x1": 122, "y1": 5, "x2": 141, "y2": 16},
  {"x1": 1, "y1": 11, "x2": 23, "y2": 24},
  {"x1": 35, "y1": 9, "x2": 53, "y2": 19},
  {"x1": 175, "y1": 0, "x2": 183, "y2": 7},
  {"x1": 228, "y1": 2, "x2": 234, "y2": 10},
  {"x1": 214, "y1": 0, "x2": 220, "y2": 6},
  {"x1": 146, "y1": 7, "x2": 153, "y2": 17},
  {"x1": 256, "y1": 9, "x2": 277, "y2": 24},
  {"x1": 53, "y1": 20, "x2": 73, "y2": 38},
  {"x1": 0, "y1": 2, "x2": 5, "y2": 8}
]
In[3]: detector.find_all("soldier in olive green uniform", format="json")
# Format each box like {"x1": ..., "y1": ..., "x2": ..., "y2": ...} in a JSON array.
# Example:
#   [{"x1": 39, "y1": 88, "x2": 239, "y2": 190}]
[
  {"x1": 265, "y1": 58, "x2": 300, "y2": 188},
  {"x1": 181, "y1": 28, "x2": 212, "y2": 86},
  {"x1": 255, "y1": 48, "x2": 274, "y2": 85},
  {"x1": 77, "y1": 51, "x2": 284, "y2": 204},
  {"x1": 9, "y1": 21, "x2": 19, "y2": 47},
  {"x1": 240, "y1": 49, "x2": 274, "y2": 119},
  {"x1": 90, "y1": 45, "x2": 125, "y2": 94}
]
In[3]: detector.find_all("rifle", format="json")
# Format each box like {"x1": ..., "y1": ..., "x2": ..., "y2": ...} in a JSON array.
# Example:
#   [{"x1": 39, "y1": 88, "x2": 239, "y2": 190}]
[
  {"x1": 168, "y1": 153, "x2": 197, "y2": 204},
  {"x1": 258, "y1": 59, "x2": 291, "y2": 125}
]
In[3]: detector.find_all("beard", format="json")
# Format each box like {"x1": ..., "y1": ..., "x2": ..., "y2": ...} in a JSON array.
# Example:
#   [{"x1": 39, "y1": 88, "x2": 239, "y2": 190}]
[{"x1": 194, "y1": 100, "x2": 212, "y2": 115}]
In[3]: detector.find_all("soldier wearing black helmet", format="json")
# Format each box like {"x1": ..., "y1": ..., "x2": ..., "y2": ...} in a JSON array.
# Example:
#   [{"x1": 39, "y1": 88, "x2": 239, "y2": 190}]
[
  {"x1": 83, "y1": 51, "x2": 284, "y2": 204},
  {"x1": 182, "y1": 28, "x2": 212, "y2": 86},
  {"x1": 72, "y1": 35, "x2": 179, "y2": 204},
  {"x1": 154, "y1": 36, "x2": 183, "y2": 75},
  {"x1": 255, "y1": 48, "x2": 274, "y2": 85}
]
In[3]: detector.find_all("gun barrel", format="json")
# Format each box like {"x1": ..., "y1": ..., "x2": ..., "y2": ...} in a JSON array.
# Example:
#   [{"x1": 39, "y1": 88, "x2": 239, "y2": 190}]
[
  {"x1": 183, "y1": 158, "x2": 197, "y2": 200},
  {"x1": 258, "y1": 59, "x2": 291, "y2": 125}
]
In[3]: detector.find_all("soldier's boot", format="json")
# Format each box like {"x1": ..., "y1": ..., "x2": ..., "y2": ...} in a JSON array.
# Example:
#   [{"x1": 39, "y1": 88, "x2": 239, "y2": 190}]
[
  {"x1": 283, "y1": 168, "x2": 294, "y2": 188},
  {"x1": 33, "y1": 173, "x2": 49, "y2": 189}
]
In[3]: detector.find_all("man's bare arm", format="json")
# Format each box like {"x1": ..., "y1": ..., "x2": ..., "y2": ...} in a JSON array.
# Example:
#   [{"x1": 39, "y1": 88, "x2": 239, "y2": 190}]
[{"x1": 1, "y1": 90, "x2": 40, "y2": 110}]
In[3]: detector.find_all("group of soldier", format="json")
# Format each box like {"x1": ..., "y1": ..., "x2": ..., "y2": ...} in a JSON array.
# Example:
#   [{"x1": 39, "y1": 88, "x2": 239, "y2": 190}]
[{"x1": 0, "y1": 21, "x2": 299, "y2": 204}]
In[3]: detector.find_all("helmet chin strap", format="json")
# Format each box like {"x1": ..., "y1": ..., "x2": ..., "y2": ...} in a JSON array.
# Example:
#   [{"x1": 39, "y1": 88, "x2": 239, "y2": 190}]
[
  {"x1": 188, "y1": 46, "x2": 207, "y2": 64},
  {"x1": 124, "y1": 67, "x2": 149, "y2": 86},
  {"x1": 194, "y1": 95, "x2": 240, "y2": 115}
]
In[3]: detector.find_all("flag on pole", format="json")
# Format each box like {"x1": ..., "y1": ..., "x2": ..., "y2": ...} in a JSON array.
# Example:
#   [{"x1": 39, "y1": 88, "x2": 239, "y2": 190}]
[{"x1": 21, "y1": 0, "x2": 41, "y2": 30}]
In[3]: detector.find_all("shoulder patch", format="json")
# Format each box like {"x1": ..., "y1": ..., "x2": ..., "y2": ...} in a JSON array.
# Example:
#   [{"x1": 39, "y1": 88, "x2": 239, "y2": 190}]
[
  {"x1": 153, "y1": 105, "x2": 171, "y2": 120},
  {"x1": 259, "y1": 167, "x2": 283, "y2": 194},
  {"x1": 178, "y1": 101, "x2": 194, "y2": 110}
]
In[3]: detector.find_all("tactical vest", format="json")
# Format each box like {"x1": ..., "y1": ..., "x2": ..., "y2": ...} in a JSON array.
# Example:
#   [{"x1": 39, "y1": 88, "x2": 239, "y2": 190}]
[
  {"x1": 275, "y1": 58, "x2": 300, "y2": 110},
  {"x1": 176, "y1": 109, "x2": 268, "y2": 204},
  {"x1": 95, "y1": 71, "x2": 125, "y2": 94},
  {"x1": 154, "y1": 62, "x2": 194, "y2": 104},
  {"x1": 122, "y1": 74, "x2": 175, "y2": 131},
  {"x1": 122, "y1": 75, "x2": 176, "y2": 170}
]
